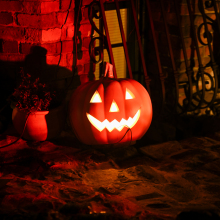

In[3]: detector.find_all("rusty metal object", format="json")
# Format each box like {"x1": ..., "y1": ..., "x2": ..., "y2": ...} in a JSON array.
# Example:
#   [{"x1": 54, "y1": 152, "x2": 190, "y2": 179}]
[
  {"x1": 88, "y1": 1, "x2": 106, "y2": 64},
  {"x1": 87, "y1": 0, "x2": 220, "y2": 116},
  {"x1": 88, "y1": 0, "x2": 151, "y2": 92},
  {"x1": 145, "y1": 0, "x2": 165, "y2": 110},
  {"x1": 197, "y1": 0, "x2": 219, "y2": 111},
  {"x1": 186, "y1": 0, "x2": 206, "y2": 111},
  {"x1": 174, "y1": 0, "x2": 193, "y2": 114},
  {"x1": 99, "y1": 0, "x2": 117, "y2": 78},
  {"x1": 160, "y1": 0, "x2": 180, "y2": 113},
  {"x1": 88, "y1": 0, "x2": 117, "y2": 77},
  {"x1": 129, "y1": 0, "x2": 151, "y2": 93},
  {"x1": 115, "y1": 0, "x2": 133, "y2": 79}
]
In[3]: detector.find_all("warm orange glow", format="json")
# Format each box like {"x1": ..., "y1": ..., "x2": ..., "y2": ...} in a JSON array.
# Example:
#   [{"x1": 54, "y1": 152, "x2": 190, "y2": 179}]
[
  {"x1": 90, "y1": 90, "x2": 102, "y2": 103},
  {"x1": 109, "y1": 100, "x2": 119, "y2": 112},
  {"x1": 125, "y1": 88, "x2": 135, "y2": 99},
  {"x1": 86, "y1": 109, "x2": 141, "y2": 132}
]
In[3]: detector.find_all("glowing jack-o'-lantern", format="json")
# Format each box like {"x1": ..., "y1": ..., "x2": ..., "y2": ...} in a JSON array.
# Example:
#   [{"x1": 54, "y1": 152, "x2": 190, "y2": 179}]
[{"x1": 69, "y1": 69, "x2": 152, "y2": 145}]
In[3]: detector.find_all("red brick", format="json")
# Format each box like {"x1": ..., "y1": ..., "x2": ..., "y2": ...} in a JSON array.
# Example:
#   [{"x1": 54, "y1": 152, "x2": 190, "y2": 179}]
[
  {"x1": 79, "y1": 74, "x2": 89, "y2": 84},
  {"x1": 2, "y1": 41, "x2": 18, "y2": 53},
  {"x1": 81, "y1": 7, "x2": 89, "y2": 22},
  {"x1": 46, "y1": 54, "x2": 66, "y2": 66},
  {"x1": 177, "y1": 61, "x2": 186, "y2": 73},
  {"x1": 204, "y1": 45, "x2": 213, "y2": 57},
  {"x1": 7, "y1": 54, "x2": 26, "y2": 62},
  {"x1": 0, "y1": 12, "x2": 13, "y2": 25},
  {"x1": 0, "y1": 1, "x2": 22, "y2": 12},
  {"x1": 42, "y1": 28, "x2": 61, "y2": 42},
  {"x1": 194, "y1": 56, "x2": 211, "y2": 67},
  {"x1": 173, "y1": 46, "x2": 206, "y2": 61},
  {"x1": 60, "y1": 0, "x2": 75, "y2": 11},
  {"x1": 61, "y1": 26, "x2": 67, "y2": 41},
  {"x1": 25, "y1": 28, "x2": 41, "y2": 42},
  {"x1": 180, "y1": 4, "x2": 189, "y2": 16},
  {"x1": 57, "y1": 12, "x2": 67, "y2": 26},
  {"x1": 17, "y1": 14, "x2": 57, "y2": 29},
  {"x1": 0, "y1": 39, "x2": 2, "y2": 52},
  {"x1": 76, "y1": 50, "x2": 90, "y2": 65},
  {"x1": 0, "y1": 54, "x2": 8, "y2": 61},
  {"x1": 181, "y1": 15, "x2": 190, "y2": 28},
  {"x1": 57, "y1": 11, "x2": 74, "y2": 26},
  {"x1": 66, "y1": 25, "x2": 74, "y2": 39},
  {"x1": 166, "y1": 13, "x2": 178, "y2": 26},
  {"x1": 0, "y1": 27, "x2": 25, "y2": 41},
  {"x1": 41, "y1": 42, "x2": 61, "y2": 54},
  {"x1": 20, "y1": 43, "x2": 36, "y2": 54},
  {"x1": 66, "y1": 53, "x2": 73, "y2": 66},
  {"x1": 56, "y1": 42, "x2": 61, "y2": 53},
  {"x1": 82, "y1": 50, "x2": 91, "y2": 63},
  {"x1": 22, "y1": 2, "x2": 41, "y2": 14},
  {"x1": 66, "y1": 65, "x2": 73, "y2": 71},
  {"x1": 58, "y1": 54, "x2": 67, "y2": 67},
  {"x1": 183, "y1": 37, "x2": 192, "y2": 48},
  {"x1": 77, "y1": 64, "x2": 83, "y2": 75},
  {"x1": 66, "y1": 11, "x2": 75, "y2": 24},
  {"x1": 181, "y1": 25, "x2": 191, "y2": 38},
  {"x1": 84, "y1": 63, "x2": 92, "y2": 73},
  {"x1": 82, "y1": 0, "x2": 93, "y2": 5},
  {"x1": 180, "y1": 2, "x2": 201, "y2": 15},
  {"x1": 56, "y1": 42, "x2": 62, "y2": 54},
  {"x1": 194, "y1": 15, "x2": 203, "y2": 26},
  {"x1": 46, "y1": 54, "x2": 60, "y2": 65},
  {"x1": 82, "y1": 37, "x2": 90, "y2": 49},
  {"x1": 62, "y1": 40, "x2": 73, "y2": 53},
  {"x1": 41, "y1": 1, "x2": 59, "y2": 14},
  {"x1": 79, "y1": 23, "x2": 92, "y2": 37}
]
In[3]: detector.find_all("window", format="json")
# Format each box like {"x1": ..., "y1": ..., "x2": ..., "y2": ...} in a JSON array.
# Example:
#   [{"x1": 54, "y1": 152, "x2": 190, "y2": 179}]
[{"x1": 92, "y1": 3, "x2": 128, "y2": 79}]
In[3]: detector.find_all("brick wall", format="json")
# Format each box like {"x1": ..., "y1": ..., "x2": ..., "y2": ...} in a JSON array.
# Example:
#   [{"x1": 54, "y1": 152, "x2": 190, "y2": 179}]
[
  {"x1": 0, "y1": 0, "x2": 215, "y2": 114},
  {"x1": 146, "y1": 0, "x2": 216, "y2": 115},
  {"x1": 0, "y1": 0, "x2": 96, "y2": 105}
]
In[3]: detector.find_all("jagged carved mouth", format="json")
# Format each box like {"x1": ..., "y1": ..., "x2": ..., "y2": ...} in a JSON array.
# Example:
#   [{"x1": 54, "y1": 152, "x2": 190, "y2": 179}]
[{"x1": 86, "y1": 109, "x2": 141, "y2": 132}]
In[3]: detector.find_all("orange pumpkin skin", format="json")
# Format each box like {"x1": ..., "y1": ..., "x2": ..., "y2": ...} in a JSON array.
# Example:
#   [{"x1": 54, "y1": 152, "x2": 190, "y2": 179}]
[{"x1": 69, "y1": 78, "x2": 152, "y2": 145}]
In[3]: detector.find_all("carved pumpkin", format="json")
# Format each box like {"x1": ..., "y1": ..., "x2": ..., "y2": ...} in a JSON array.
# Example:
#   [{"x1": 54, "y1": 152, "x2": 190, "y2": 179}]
[{"x1": 69, "y1": 74, "x2": 152, "y2": 145}]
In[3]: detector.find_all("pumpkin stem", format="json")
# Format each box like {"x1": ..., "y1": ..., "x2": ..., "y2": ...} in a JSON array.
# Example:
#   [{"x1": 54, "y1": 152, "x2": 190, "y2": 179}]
[{"x1": 103, "y1": 62, "x2": 114, "y2": 78}]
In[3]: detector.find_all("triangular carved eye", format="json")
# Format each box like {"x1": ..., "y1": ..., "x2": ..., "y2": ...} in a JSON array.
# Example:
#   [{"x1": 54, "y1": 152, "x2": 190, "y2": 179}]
[
  {"x1": 109, "y1": 100, "x2": 119, "y2": 112},
  {"x1": 125, "y1": 88, "x2": 135, "y2": 100},
  {"x1": 90, "y1": 90, "x2": 102, "y2": 103}
]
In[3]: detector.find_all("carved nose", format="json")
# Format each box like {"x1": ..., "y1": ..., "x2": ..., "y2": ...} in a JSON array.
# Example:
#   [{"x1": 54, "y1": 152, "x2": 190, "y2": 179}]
[{"x1": 109, "y1": 100, "x2": 119, "y2": 112}]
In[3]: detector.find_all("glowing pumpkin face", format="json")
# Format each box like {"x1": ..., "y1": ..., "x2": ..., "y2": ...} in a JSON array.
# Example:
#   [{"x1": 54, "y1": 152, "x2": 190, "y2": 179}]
[{"x1": 69, "y1": 77, "x2": 152, "y2": 145}]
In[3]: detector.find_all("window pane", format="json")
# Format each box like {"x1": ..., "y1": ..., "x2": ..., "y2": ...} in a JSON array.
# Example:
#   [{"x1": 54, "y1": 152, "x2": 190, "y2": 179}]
[{"x1": 93, "y1": 8, "x2": 127, "y2": 79}]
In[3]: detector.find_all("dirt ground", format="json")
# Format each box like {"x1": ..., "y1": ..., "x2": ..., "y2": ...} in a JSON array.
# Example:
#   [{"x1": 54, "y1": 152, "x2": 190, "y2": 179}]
[{"x1": 0, "y1": 125, "x2": 220, "y2": 219}]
